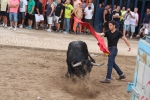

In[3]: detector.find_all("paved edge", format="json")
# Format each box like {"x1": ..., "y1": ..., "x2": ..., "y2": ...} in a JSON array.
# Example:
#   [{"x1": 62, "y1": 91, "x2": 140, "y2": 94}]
[{"x1": 0, "y1": 44, "x2": 137, "y2": 58}]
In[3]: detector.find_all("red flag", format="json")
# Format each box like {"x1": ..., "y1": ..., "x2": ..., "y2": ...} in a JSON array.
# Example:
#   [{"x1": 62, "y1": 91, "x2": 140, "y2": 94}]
[{"x1": 73, "y1": 16, "x2": 110, "y2": 55}]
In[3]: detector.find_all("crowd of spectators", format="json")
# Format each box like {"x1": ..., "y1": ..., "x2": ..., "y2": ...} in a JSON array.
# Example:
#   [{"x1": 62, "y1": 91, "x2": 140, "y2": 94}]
[
  {"x1": 0, "y1": 0, "x2": 150, "y2": 38},
  {"x1": 100, "y1": 3, "x2": 150, "y2": 39}
]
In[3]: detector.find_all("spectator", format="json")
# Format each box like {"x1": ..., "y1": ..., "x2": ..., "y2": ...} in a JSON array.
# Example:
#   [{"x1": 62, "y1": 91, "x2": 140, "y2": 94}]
[
  {"x1": 143, "y1": 8, "x2": 150, "y2": 29},
  {"x1": 103, "y1": 5, "x2": 111, "y2": 32},
  {"x1": 136, "y1": 26, "x2": 149, "y2": 39},
  {"x1": 8, "y1": 0, "x2": 19, "y2": 31},
  {"x1": 73, "y1": 0, "x2": 81, "y2": 9},
  {"x1": 113, "y1": 4, "x2": 117, "y2": 11},
  {"x1": 112, "y1": 6, "x2": 121, "y2": 30},
  {"x1": 101, "y1": 2, "x2": 104, "y2": 7},
  {"x1": 74, "y1": 1, "x2": 83, "y2": 34},
  {"x1": 63, "y1": 0, "x2": 74, "y2": 34},
  {"x1": 42, "y1": 0, "x2": 46, "y2": 28},
  {"x1": 35, "y1": 0, "x2": 44, "y2": 30},
  {"x1": 54, "y1": 0, "x2": 63, "y2": 32},
  {"x1": 83, "y1": 1, "x2": 94, "y2": 34},
  {"x1": 120, "y1": 6, "x2": 125, "y2": 31},
  {"x1": 46, "y1": 0, "x2": 55, "y2": 32},
  {"x1": 120, "y1": 6, "x2": 125, "y2": 22},
  {"x1": 88, "y1": 0, "x2": 94, "y2": 9},
  {"x1": 122, "y1": 8, "x2": 134, "y2": 36},
  {"x1": 81, "y1": 0, "x2": 86, "y2": 10},
  {"x1": 26, "y1": 0, "x2": 35, "y2": 29},
  {"x1": 129, "y1": 8, "x2": 138, "y2": 39},
  {"x1": 99, "y1": 4, "x2": 102, "y2": 8},
  {"x1": 18, "y1": 0, "x2": 27, "y2": 28},
  {"x1": 0, "y1": 0, "x2": 9, "y2": 27},
  {"x1": 61, "y1": 0, "x2": 66, "y2": 4}
]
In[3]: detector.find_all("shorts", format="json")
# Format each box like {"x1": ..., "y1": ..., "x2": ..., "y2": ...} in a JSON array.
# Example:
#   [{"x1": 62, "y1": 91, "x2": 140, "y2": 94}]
[
  {"x1": 1, "y1": 11, "x2": 8, "y2": 16},
  {"x1": 18, "y1": 12, "x2": 26, "y2": 19},
  {"x1": 54, "y1": 16, "x2": 60, "y2": 23},
  {"x1": 76, "y1": 23, "x2": 80, "y2": 28},
  {"x1": 9, "y1": 12, "x2": 18, "y2": 22},
  {"x1": 47, "y1": 16, "x2": 53, "y2": 24},
  {"x1": 130, "y1": 24, "x2": 136, "y2": 33},
  {"x1": 123, "y1": 24, "x2": 130, "y2": 31},
  {"x1": 35, "y1": 14, "x2": 44, "y2": 22},
  {"x1": 27, "y1": 13, "x2": 34, "y2": 20},
  {"x1": 84, "y1": 18, "x2": 93, "y2": 26}
]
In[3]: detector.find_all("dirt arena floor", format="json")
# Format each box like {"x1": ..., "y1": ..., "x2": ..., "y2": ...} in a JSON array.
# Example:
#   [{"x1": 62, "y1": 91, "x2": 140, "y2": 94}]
[{"x1": 0, "y1": 47, "x2": 136, "y2": 100}]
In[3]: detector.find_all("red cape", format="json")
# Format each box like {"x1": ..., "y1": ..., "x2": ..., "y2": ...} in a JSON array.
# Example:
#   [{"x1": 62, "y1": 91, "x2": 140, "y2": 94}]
[{"x1": 73, "y1": 16, "x2": 110, "y2": 55}]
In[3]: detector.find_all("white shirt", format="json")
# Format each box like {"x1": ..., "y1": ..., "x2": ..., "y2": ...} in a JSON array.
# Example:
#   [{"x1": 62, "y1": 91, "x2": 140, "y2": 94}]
[
  {"x1": 20, "y1": 0, "x2": 27, "y2": 12},
  {"x1": 84, "y1": 7, "x2": 94, "y2": 19},
  {"x1": 140, "y1": 28, "x2": 149, "y2": 35},
  {"x1": 123, "y1": 11, "x2": 132, "y2": 25},
  {"x1": 130, "y1": 12, "x2": 138, "y2": 26}
]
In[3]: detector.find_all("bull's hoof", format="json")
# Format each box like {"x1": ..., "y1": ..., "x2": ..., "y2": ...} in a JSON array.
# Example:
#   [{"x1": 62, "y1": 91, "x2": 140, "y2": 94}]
[{"x1": 65, "y1": 73, "x2": 69, "y2": 78}]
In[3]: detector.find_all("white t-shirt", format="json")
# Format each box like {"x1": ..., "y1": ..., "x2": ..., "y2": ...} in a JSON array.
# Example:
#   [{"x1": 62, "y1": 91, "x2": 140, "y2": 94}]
[
  {"x1": 84, "y1": 7, "x2": 94, "y2": 19},
  {"x1": 123, "y1": 11, "x2": 132, "y2": 25},
  {"x1": 130, "y1": 12, "x2": 138, "y2": 26},
  {"x1": 140, "y1": 28, "x2": 149, "y2": 35},
  {"x1": 19, "y1": 0, "x2": 27, "y2": 12}
]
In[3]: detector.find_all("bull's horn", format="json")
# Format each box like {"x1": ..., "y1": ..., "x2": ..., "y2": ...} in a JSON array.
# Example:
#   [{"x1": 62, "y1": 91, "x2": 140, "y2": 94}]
[
  {"x1": 91, "y1": 62, "x2": 104, "y2": 66},
  {"x1": 72, "y1": 62, "x2": 82, "y2": 67}
]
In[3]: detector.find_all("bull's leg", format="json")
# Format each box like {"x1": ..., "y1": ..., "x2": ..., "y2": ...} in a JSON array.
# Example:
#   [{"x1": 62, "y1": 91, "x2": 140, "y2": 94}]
[
  {"x1": 65, "y1": 71, "x2": 69, "y2": 78},
  {"x1": 68, "y1": 65, "x2": 74, "y2": 77},
  {"x1": 65, "y1": 63, "x2": 74, "y2": 77}
]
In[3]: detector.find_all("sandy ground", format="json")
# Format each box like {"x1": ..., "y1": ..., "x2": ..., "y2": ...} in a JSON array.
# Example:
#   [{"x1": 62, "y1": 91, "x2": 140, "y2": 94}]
[{"x1": 0, "y1": 47, "x2": 136, "y2": 100}]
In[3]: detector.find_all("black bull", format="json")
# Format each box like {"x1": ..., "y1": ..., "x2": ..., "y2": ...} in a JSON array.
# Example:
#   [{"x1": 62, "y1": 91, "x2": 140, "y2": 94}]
[{"x1": 66, "y1": 41, "x2": 104, "y2": 78}]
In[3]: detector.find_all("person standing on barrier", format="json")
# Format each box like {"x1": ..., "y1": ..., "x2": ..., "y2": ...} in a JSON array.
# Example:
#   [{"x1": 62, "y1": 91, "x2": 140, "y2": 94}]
[{"x1": 96, "y1": 20, "x2": 131, "y2": 83}]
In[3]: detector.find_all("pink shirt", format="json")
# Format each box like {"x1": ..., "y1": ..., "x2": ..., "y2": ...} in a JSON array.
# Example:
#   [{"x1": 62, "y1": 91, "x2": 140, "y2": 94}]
[{"x1": 8, "y1": 0, "x2": 19, "y2": 13}]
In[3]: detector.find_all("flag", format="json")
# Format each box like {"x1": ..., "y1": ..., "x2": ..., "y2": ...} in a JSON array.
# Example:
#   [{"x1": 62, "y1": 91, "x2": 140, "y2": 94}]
[{"x1": 73, "y1": 16, "x2": 110, "y2": 55}]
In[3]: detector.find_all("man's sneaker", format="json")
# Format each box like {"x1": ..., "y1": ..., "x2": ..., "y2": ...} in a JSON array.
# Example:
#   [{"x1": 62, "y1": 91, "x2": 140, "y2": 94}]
[
  {"x1": 4, "y1": 25, "x2": 7, "y2": 28},
  {"x1": 63, "y1": 31, "x2": 68, "y2": 34},
  {"x1": 25, "y1": 26, "x2": 29, "y2": 29},
  {"x1": 100, "y1": 79, "x2": 111, "y2": 83},
  {"x1": 55, "y1": 30, "x2": 59, "y2": 32},
  {"x1": 13, "y1": 27, "x2": 17, "y2": 31},
  {"x1": 117, "y1": 75, "x2": 126, "y2": 80},
  {"x1": 59, "y1": 30, "x2": 62, "y2": 32},
  {"x1": 28, "y1": 26, "x2": 32, "y2": 30},
  {"x1": 8, "y1": 27, "x2": 13, "y2": 30},
  {"x1": 47, "y1": 29, "x2": 51, "y2": 32},
  {"x1": 19, "y1": 25, "x2": 23, "y2": 28}
]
